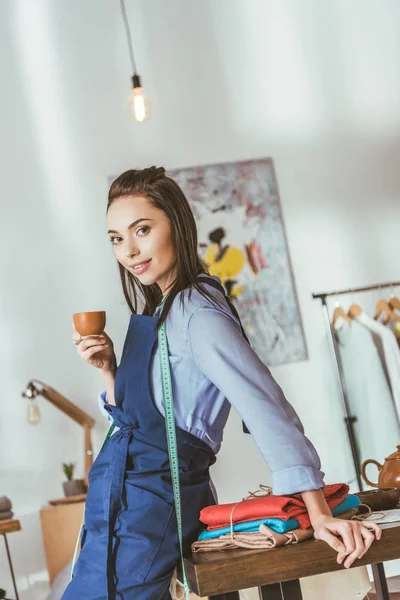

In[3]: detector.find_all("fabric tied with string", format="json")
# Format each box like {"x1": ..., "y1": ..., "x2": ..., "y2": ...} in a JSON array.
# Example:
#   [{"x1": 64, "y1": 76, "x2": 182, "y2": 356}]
[
  {"x1": 198, "y1": 494, "x2": 361, "y2": 541},
  {"x1": 191, "y1": 509, "x2": 358, "y2": 553},
  {"x1": 200, "y1": 483, "x2": 351, "y2": 531},
  {"x1": 192, "y1": 525, "x2": 314, "y2": 552}
]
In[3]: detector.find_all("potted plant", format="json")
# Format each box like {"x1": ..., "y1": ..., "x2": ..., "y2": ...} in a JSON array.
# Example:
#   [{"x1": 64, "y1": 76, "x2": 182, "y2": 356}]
[{"x1": 62, "y1": 462, "x2": 86, "y2": 497}]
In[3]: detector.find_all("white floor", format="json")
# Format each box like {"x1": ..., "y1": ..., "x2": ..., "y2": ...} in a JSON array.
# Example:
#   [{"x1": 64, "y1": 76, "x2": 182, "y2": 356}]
[
  {"x1": 19, "y1": 581, "x2": 50, "y2": 600},
  {"x1": 2, "y1": 570, "x2": 50, "y2": 600}
]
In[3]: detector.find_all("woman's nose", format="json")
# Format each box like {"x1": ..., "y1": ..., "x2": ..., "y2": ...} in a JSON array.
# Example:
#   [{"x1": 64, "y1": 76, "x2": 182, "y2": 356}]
[{"x1": 124, "y1": 240, "x2": 139, "y2": 258}]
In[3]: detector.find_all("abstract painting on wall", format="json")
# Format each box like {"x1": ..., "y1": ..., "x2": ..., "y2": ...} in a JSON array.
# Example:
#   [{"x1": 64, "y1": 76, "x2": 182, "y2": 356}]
[{"x1": 168, "y1": 158, "x2": 307, "y2": 365}]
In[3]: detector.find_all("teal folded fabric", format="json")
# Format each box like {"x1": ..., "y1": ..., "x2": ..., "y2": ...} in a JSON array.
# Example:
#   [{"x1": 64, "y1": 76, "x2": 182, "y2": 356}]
[
  {"x1": 198, "y1": 494, "x2": 360, "y2": 541},
  {"x1": 198, "y1": 517, "x2": 298, "y2": 539},
  {"x1": 331, "y1": 493, "x2": 360, "y2": 516}
]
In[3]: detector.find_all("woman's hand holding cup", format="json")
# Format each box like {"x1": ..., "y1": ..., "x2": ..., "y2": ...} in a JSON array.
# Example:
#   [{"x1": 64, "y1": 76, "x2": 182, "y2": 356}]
[{"x1": 72, "y1": 311, "x2": 116, "y2": 373}]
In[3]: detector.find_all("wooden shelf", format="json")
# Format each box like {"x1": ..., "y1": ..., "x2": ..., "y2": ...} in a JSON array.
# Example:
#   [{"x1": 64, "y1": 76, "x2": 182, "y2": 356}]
[
  {"x1": 48, "y1": 494, "x2": 87, "y2": 506},
  {"x1": 0, "y1": 519, "x2": 21, "y2": 535}
]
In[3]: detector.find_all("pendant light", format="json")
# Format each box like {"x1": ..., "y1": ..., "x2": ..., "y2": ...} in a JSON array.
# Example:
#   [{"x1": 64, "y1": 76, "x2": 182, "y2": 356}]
[{"x1": 120, "y1": 0, "x2": 151, "y2": 122}]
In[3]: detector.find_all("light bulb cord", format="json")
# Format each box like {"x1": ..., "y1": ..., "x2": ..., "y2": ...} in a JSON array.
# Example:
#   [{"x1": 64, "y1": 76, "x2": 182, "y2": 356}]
[{"x1": 120, "y1": 0, "x2": 137, "y2": 75}]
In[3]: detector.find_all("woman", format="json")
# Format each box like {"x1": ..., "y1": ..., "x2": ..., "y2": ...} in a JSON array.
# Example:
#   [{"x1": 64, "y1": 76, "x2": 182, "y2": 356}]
[{"x1": 63, "y1": 167, "x2": 381, "y2": 600}]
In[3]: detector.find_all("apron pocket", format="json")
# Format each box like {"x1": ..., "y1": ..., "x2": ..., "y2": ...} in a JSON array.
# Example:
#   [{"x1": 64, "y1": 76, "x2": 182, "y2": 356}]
[{"x1": 114, "y1": 486, "x2": 174, "y2": 584}]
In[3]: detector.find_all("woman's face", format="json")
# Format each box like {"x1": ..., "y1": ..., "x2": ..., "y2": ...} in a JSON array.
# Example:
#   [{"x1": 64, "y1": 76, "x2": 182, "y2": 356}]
[{"x1": 107, "y1": 195, "x2": 177, "y2": 295}]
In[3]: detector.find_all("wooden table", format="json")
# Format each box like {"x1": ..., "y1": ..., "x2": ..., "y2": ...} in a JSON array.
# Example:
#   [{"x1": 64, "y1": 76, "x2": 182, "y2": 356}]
[
  {"x1": 0, "y1": 519, "x2": 21, "y2": 600},
  {"x1": 183, "y1": 521, "x2": 400, "y2": 600}
]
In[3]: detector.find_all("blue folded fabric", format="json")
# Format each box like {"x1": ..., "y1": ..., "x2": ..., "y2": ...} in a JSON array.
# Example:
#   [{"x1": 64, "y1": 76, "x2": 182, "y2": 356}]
[
  {"x1": 198, "y1": 517, "x2": 299, "y2": 540},
  {"x1": 331, "y1": 493, "x2": 360, "y2": 516},
  {"x1": 198, "y1": 494, "x2": 360, "y2": 541}
]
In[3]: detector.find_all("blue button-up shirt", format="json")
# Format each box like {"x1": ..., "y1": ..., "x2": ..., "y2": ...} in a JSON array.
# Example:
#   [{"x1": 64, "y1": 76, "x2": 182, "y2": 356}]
[{"x1": 100, "y1": 275, "x2": 325, "y2": 495}]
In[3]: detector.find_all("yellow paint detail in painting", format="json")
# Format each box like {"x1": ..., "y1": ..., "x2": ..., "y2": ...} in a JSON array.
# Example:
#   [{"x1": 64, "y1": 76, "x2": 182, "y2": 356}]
[
  {"x1": 205, "y1": 244, "x2": 246, "y2": 297},
  {"x1": 230, "y1": 284, "x2": 245, "y2": 298}
]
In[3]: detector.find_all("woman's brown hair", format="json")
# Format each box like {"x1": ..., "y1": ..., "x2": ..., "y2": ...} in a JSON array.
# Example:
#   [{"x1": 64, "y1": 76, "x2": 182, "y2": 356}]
[{"x1": 107, "y1": 166, "x2": 220, "y2": 328}]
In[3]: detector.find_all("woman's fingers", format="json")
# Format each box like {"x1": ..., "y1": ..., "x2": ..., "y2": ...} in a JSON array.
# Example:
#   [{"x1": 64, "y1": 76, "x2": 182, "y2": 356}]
[
  {"x1": 81, "y1": 344, "x2": 108, "y2": 360},
  {"x1": 334, "y1": 521, "x2": 356, "y2": 562},
  {"x1": 314, "y1": 516, "x2": 382, "y2": 569},
  {"x1": 357, "y1": 522, "x2": 382, "y2": 559},
  {"x1": 316, "y1": 529, "x2": 346, "y2": 554},
  {"x1": 73, "y1": 335, "x2": 105, "y2": 348},
  {"x1": 72, "y1": 331, "x2": 81, "y2": 345},
  {"x1": 72, "y1": 324, "x2": 112, "y2": 347},
  {"x1": 363, "y1": 522, "x2": 382, "y2": 540},
  {"x1": 342, "y1": 526, "x2": 364, "y2": 568},
  {"x1": 79, "y1": 335, "x2": 106, "y2": 348},
  {"x1": 319, "y1": 519, "x2": 382, "y2": 568},
  {"x1": 80, "y1": 339, "x2": 108, "y2": 354},
  {"x1": 357, "y1": 526, "x2": 376, "y2": 559},
  {"x1": 71, "y1": 329, "x2": 114, "y2": 371}
]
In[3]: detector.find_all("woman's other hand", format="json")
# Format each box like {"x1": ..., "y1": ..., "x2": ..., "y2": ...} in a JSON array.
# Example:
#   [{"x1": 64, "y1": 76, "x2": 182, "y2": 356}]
[
  {"x1": 312, "y1": 514, "x2": 382, "y2": 568},
  {"x1": 73, "y1": 329, "x2": 116, "y2": 373}
]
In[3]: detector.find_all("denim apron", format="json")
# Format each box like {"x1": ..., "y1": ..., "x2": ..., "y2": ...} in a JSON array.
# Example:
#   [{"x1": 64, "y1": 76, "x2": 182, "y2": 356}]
[{"x1": 61, "y1": 309, "x2": 216, "y2": 600}]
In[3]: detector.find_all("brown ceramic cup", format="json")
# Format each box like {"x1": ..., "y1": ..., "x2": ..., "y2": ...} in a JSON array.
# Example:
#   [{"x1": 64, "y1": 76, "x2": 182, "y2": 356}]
[{"x1": 73, "y1": 311, "x2": 106, "y2": 336}]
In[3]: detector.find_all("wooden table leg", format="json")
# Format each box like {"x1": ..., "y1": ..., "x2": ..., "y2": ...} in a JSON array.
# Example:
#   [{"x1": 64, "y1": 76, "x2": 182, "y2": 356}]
[
  {"x1": 258, "y1": 583, "x2": 282, "y2": 599},
  {"x1": 281, "y1": 580, "x2": 303, "y2": 599},
  {"x1": 372, "y1": 563, "x2": 390, "y2": 600},
  {"x1": 3, "y1": 534, "x2": 20, "y2": 600},
  {"x1": 259, "y1": 579, "x2": 303, "y2": 599}
]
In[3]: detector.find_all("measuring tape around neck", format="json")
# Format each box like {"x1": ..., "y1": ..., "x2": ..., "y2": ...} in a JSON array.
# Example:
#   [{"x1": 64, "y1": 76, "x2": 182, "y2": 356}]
[{"x1": 158, "y1": 311, "x2": 191, "y2": 600}]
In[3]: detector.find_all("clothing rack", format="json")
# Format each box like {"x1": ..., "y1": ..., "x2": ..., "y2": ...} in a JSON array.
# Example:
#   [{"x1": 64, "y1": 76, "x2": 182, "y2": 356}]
[{"x1": 312, "y1": 279, "x2": 400, "y2": 491}]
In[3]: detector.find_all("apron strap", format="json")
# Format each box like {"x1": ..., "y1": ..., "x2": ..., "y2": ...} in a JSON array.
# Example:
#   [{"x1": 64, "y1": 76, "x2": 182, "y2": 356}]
[
  {"x1": 198, "y1": 275, "x2": 251, "y2": 434},
  {"x1": 198, "y1": 275, "x2": 250, "y2": 343}
]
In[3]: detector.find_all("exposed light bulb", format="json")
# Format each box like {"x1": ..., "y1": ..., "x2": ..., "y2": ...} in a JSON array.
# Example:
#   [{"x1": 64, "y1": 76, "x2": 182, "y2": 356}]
[
  {"x1": 27, "y1": 399, "x2": 41, "y2": 424},
  {"x1": 127, "y1": 74, "x2": 151, "y2": 122}
]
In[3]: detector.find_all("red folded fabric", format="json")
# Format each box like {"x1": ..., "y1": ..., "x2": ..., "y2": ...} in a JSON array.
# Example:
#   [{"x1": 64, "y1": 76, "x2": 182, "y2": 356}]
[{"x1": 200, "y1": 483, "x2": 349, "y2": 530}]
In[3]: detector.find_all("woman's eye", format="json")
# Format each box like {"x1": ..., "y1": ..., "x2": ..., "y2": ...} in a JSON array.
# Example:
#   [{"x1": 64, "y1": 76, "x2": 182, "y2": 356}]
[
  {"x1": 110, "y1": 237, "x2": 122, "y2": 245},
  {"x1": 137, "y1": 226, "x2": 150, "y2": 236}
]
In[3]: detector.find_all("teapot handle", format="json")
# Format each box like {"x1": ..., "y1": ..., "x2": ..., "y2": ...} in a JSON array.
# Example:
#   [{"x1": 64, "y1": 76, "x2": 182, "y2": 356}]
[{"x1": 360, "y1": 459, "x2": 382, "y2": 487}]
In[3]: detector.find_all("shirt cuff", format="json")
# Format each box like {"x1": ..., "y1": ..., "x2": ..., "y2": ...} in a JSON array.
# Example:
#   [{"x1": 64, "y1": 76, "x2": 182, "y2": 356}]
[
  {"x1": 98, "y1": 391, "x2": 112, "y2": 421},
  {"x1": 271, "y1": 465, "x2": 325, "y2": 496}
]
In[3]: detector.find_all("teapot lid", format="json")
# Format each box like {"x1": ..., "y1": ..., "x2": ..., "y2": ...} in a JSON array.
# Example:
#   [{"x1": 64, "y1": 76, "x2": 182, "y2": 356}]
[{"x1": 386, "y1": 445, "x2": 400, "y2": 461}]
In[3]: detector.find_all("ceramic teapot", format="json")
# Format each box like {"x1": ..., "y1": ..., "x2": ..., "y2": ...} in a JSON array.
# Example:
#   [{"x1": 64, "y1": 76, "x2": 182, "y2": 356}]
[{"x1": 361, "y1": 445, "x2": 400, "y2": 489}]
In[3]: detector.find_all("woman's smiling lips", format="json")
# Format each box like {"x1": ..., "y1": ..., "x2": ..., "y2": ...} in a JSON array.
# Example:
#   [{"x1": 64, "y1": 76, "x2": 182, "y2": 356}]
[{"x1": 128, "y1": 259, "x2": 152, "y2": 275}]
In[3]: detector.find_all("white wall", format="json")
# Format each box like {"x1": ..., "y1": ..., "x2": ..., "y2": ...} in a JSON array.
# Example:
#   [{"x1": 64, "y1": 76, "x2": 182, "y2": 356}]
[{"x1": 1, "y1": 0, "x2": 399, "y2": 594}]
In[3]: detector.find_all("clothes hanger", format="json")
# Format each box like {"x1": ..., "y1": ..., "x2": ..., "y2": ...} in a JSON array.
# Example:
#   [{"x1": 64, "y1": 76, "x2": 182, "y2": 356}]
[
  {"x1": 331, "y1": 298, "x2": 352, "y2": 329},
  {"x1": 347, "y1": 289, "x2": 363, "y2": 320},
  {"x1": 389, "y1": 296, "x2": 400, "y2": 312},
  {"x1": 348, "y1": 303, "x2": 363, "y2": 319},
  {"x1": 388, "y1": 284, "x2": 400, "y2": 313},
  {"x1": 388, "y1": 287, "x2": 400, "y2": 337},
  {"x1": 374, "y1": 298, "x2": 400, "y2": 324}
]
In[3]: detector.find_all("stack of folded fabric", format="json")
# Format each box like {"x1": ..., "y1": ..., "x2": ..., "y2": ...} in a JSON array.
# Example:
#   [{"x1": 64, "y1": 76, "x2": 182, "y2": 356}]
[
  {"x1": 192, "y1": 483, "x2": 360, "y2": 553},
  {"x1": 0, "y1": 497, "x2": 13, "y2": 520}
]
